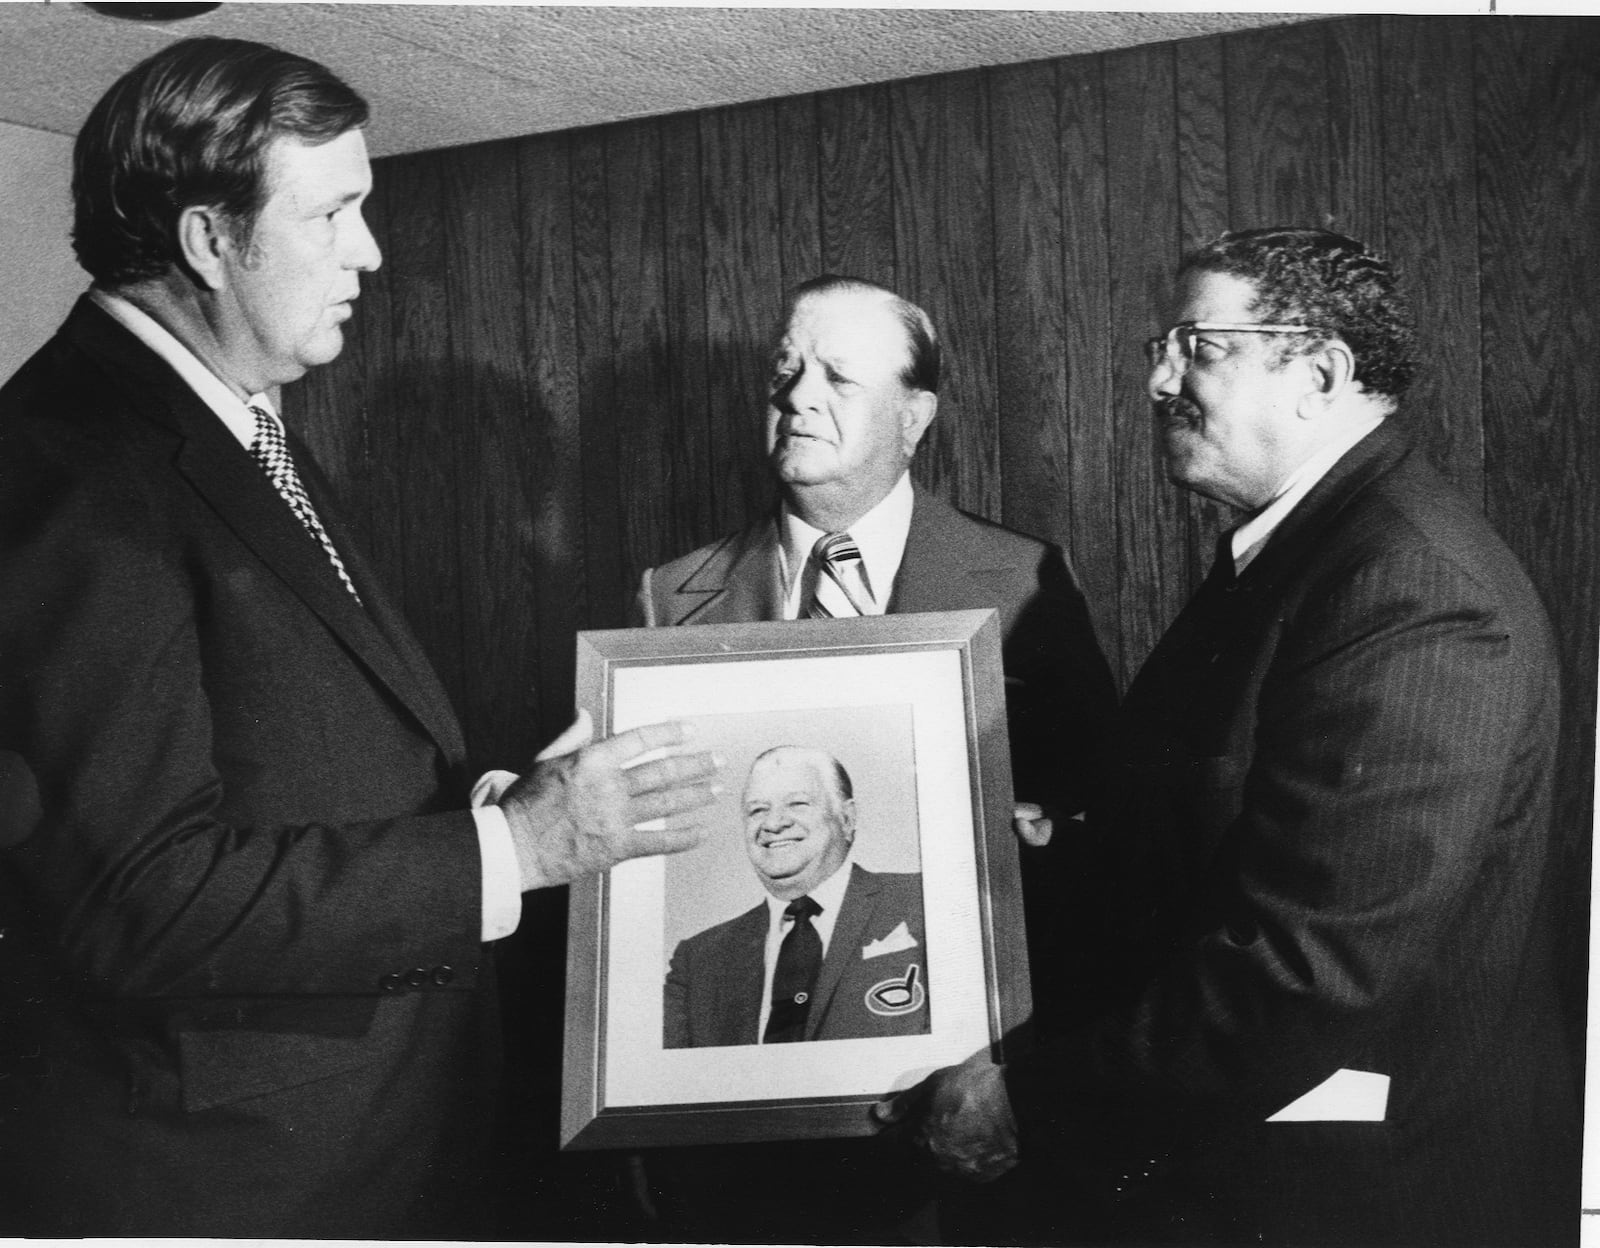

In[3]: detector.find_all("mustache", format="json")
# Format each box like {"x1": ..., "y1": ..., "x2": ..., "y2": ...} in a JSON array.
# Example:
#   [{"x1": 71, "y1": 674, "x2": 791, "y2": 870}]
[{"x1": 1155, "y1": 394, "x2": 1203, "y2": 426}]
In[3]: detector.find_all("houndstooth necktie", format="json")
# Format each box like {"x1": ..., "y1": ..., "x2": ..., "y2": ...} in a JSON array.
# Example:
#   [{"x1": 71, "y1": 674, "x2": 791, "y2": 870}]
[
  {"x1": 248, "y1": 405, "x2": 362, "y2": 604},
  {"x1": 804, "y1": 531, "x2": 873, "y2": 618}
]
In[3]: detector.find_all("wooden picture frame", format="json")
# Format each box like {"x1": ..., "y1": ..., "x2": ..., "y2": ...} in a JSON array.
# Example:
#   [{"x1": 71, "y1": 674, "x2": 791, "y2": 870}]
[{"x1": 559, "y1": 609, "x2": 1031, "y2": 1150}]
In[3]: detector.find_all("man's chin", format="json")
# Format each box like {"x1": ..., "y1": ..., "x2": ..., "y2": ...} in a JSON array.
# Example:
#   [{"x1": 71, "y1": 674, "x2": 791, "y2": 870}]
[
  {"x1": 771, "y1": 445, "x2": 838, "y2": 485},
  {"x1": 311, "y1": 329, "x2": 346, "y2": 364}
]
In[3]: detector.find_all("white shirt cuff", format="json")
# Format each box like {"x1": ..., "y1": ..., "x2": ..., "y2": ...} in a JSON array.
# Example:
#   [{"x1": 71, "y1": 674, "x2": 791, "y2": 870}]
[{"x1": 472, "y1": 770, "x2": 523, "y2": 942}]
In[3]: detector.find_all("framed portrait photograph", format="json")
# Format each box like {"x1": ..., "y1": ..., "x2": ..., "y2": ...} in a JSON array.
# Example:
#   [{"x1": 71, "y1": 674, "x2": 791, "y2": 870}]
[{"x1": 559, "y1": 609, "x2": 1031, "y2": 1150}]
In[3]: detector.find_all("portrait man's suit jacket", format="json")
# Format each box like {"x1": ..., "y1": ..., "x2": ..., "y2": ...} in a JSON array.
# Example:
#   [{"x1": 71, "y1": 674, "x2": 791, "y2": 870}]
[
  {"x1": 0, "y1": 297, "x2": 496, "y2": 1238},
  {"x1": 637, "y1": 485, "x2": 1117, "y2": 1031},
  {"x1": 664, "y1": 864, "x2": 928, "y2": 1048},
  {"x1": 1005, "y1": 419, "x2": 1578, "y2": 1247}
]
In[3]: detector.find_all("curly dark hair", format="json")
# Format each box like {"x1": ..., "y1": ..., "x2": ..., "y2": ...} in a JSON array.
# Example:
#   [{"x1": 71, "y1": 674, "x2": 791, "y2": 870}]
[
  {"x1": 1178, "y1": 227, "x2": 1418, "y2": 402},
  {"x1": 73, "y1": 37, "x2": 368, "y2": 287}
]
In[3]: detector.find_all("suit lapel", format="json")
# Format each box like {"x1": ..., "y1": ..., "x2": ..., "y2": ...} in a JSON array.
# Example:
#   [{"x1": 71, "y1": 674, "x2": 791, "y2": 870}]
[
  {"x1": 673, "y1": 518, "x2": 785, "y2": 624},
  {"x1": 67, "y1": 300, "x2": 466, "y2": 766},
  {"x1": 805, "y1": 864, "x2": 878, "y2": 1040},
  {"x1": 890, "y1": 487, "x2": 1008, "y2": 615},
  {"x1": 292, "y1": 451, "x2": 468, "y2": 763}
]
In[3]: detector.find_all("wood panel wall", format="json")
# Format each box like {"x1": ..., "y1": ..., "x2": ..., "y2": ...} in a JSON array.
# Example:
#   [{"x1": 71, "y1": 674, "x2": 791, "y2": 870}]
[{"x1": 289, "y1": 11, "x2": 1599, "y2": 1090}]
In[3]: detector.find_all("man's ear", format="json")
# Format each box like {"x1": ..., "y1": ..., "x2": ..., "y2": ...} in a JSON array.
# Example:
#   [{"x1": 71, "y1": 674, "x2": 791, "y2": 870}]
[
  {"x1": 900, "y1": 390, "x2": 938, "y2": 457},
  {"x1": 1299, "y1": 339, "x2": 1357, "y2": 418},
  {"x1": 177, "y1": 204, "x2": 233, "y2": 292}
]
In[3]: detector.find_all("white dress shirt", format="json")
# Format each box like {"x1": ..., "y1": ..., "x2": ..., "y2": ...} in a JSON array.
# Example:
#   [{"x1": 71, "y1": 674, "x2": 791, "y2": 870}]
[
  {"x1": 778, "y1": 472, "x2": 915, "y2": 619},
  {"x1": 1230, "y1": 415, "x2": 1386, "y2": 575},
  {"x1": 756, "y1": 858, "x2": 854, "y2": 1042},
  {"x1": 91, "y1": 289, "x2": 521, "y2": 942}
]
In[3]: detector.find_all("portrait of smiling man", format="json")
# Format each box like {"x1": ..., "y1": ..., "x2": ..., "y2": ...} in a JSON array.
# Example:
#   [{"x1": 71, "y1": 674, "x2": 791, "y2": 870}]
[{"x1": 663, "y1": 745, "x2": 929, "y2": 1049}]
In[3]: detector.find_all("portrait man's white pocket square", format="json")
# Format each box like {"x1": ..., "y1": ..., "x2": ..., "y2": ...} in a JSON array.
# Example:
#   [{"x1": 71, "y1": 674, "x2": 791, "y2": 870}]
[
  {"x1": 862, "y1": 922, "x2": 918, "y2": 958},
  {"x1": 1266, "y1": 1069, "x2": 1389, "y2": 1122}
]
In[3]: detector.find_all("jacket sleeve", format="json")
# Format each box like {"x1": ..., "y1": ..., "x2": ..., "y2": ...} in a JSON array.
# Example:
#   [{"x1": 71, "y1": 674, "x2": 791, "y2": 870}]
[{"x1": 663, "y1": 939, "x2": 691, "y2": 1048}]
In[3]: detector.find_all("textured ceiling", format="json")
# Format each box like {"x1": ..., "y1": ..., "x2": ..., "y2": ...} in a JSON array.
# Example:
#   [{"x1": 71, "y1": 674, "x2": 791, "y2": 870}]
[{"x1": 0, "y1": 3, "x2": 1319, "y2": 157}]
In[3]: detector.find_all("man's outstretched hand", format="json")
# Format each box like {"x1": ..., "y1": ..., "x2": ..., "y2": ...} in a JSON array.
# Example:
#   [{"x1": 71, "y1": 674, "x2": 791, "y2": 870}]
[
  {"x1": 873, "y1": 1047, "x2": 1019, "y2": 1183},
  {"x1": 500, "y1": 711, "x2": 722, "y2": 890}
]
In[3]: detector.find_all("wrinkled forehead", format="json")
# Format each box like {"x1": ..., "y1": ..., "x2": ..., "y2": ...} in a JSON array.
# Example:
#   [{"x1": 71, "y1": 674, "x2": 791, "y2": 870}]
[{"x1": 776, "y1": 290, "x2": 912, "y2": 370}]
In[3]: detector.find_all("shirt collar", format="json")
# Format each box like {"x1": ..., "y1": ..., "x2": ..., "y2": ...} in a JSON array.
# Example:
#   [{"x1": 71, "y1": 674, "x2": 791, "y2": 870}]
[
  {"x1": 90, "y1": 288, "x2": 277, "y2": 450},
  {"x1": 779, "y1": 471, "x2": 914, "y2": 611},
  {"x1": 764, "y1": 855, "x2": 854, "y2": 938},
  {"x1": 1232, "y1": 415, "x2": 1386, "y2": 574}
]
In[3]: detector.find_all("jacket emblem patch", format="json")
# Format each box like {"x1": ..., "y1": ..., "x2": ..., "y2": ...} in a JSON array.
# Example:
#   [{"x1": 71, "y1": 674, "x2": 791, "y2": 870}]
[{"x1": 865, "y1": 963, "x2": 925, "y2": 1017}]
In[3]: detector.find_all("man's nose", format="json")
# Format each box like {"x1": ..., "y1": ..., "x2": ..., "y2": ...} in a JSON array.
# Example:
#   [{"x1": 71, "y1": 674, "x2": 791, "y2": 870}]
[
  {"x1": 770, "y1": 372, "x2": 800, "y2": 415},
  {"x1": 346, "y1": 211, "x2": 382, "y2": 273},
  {"x1": 784, "y1": 363, "x2": 829, "y2": 412},
  {"x1": 1147, "y1": 354, "x2": 1181, "y2": 401}
]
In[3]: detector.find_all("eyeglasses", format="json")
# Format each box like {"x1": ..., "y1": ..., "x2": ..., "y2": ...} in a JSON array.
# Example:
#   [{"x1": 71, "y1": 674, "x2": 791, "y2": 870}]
[{"x1": 1143, "y1": 321, "x2": 1328, "y2": 371}]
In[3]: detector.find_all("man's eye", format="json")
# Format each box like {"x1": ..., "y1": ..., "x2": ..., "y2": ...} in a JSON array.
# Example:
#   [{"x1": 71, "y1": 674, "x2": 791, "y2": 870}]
[{"x1": 1191, "y1": 338, "x2": 1228, "y2": 362}]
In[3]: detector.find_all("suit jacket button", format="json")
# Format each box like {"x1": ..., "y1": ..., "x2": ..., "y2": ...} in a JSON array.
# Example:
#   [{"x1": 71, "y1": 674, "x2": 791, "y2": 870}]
[
  {"x1": 431, "y1": 965, "x2": 455, "y2": 986},
  {"x1": 404, "y1": 967, "x2": 429, "y2": 988},
  {"x1": 380, "y1": 972, "x2": 404, "y2": 992},
  {"x1": 794, "y1": 992, "x2": 808, "y2": 1004}
]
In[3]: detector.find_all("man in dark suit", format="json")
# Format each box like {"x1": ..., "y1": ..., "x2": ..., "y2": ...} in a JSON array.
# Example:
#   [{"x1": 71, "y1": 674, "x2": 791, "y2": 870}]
[
  {"x1": 881, "y1": 228, "x2": 1578, "y2": 1246},
  {"x1": 0, "y1": 37, "x2": 720, "y2": 1238},
  {"x1": 665, "y1": 746, "x2": 928, "y2": 1049}
]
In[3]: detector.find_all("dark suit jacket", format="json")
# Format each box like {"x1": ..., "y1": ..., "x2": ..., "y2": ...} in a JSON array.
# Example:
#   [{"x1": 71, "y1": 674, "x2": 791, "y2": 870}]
[
  {"x1": 638, "y1": 486, "x2": 1116, "y2": 1034},
  {"x1": 1006, "y1": 420, "x2": 1578, "y2": 1246},
  {"x1": 0, "y1": 297, "x2": 496, "y2": 1237},
  {"x1": 664, "y1": 864, "x2": 929, "y2": 1048}
]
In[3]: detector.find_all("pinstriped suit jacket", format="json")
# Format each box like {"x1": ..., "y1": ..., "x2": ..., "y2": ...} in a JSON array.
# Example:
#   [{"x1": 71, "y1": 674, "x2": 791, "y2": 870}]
[{"x1": 1005, "y1": 418, "x2": 1578, "y2": 1246}]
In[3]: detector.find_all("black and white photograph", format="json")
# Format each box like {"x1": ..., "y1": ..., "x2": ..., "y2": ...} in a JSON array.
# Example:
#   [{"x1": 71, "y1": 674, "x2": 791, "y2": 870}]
[
  {"x1": 0, "y1": 3, "x2": 1595, "y2": 1244},
  {"x1": 659, "y1": 705, "x2": 929, "y2": 1051},
  {"x1": 559, "y1": 612, "x2": 1026, "y2": 1151}
]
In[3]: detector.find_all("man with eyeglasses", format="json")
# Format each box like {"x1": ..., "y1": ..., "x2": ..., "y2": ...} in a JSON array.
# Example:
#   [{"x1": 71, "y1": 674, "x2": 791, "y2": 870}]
[{"x1": 879, "y1": 227, "x2": 1577, "y2": 1246}]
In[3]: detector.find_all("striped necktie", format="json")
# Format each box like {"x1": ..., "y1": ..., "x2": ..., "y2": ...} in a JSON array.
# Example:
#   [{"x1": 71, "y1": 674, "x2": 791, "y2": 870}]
[
  {"x1": 805, "y1": 531, "x2": 873, "y2": 618},
  {"x1": 248, "y1": 406, "x2": 362, "y2": 604}
]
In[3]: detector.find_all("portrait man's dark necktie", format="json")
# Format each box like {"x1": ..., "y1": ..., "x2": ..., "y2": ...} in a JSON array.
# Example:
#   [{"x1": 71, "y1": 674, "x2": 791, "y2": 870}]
[
  {"x1": 805, "y1": 531, "x2": 872, "y2": 618},
  {"x1": 764, "y1": 895, "x2": 823, "y2": 1043},
  {"x1": 248, "y1": 405, "x2": 362, "y2": 604}
]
